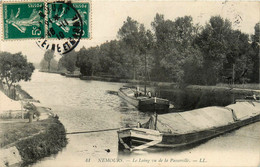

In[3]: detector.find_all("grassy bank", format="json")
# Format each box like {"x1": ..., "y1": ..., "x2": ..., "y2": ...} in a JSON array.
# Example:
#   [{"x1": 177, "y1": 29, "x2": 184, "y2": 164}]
[
  {"x1": 0, "y1": 84, "x2": 68, "y2": 166},
  {"x1": 216, "y1": 83, "x2": 260, "y2": 90},
  {"x1": 187, "y1": 85, "x2": 260, "y2": 95},
  {"x1": 80, "y1": 75, "x2": 179, "y2": 88},
  {"x1": 0, "y1": 117, "x2": 67, "y2": 166},
  {"x1": 80, "y1": 75, "x2": 259, "y2": 91}
]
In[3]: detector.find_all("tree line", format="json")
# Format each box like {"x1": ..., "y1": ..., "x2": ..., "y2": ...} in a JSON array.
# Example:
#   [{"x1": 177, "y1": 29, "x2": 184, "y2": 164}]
[{"x1": 42, "y1": 14, "x2": 259, "y2": 85}]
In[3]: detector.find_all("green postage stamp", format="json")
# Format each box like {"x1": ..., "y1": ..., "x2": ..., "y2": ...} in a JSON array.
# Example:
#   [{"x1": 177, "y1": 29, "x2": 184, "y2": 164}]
[
  {"x1": 47, "y1": 2, "x2": 90, "y2": 39},
  {"x1": 2, "y1": 1, "x2": 90, "y2": 40},
  {"x1": 3, "y1": 2, "x2": 45, "y2": 39}
]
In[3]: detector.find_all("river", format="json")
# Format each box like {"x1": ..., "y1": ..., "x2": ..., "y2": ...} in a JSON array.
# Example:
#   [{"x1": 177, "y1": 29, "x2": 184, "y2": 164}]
[{"x1": 20, "y1": 70, "x2": 260, "y2": 167}]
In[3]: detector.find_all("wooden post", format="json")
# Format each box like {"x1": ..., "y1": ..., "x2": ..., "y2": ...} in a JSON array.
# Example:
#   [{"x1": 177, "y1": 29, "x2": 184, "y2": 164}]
[
  {"x1": 29, "y1": 111, "x2": 33, "y2": 123},
  {"x1": 154, "y1": 112, "x2": 158, "y2": 130},
  {"x1": 21, "y1": 101, "x2": 24, "y2": 119}
]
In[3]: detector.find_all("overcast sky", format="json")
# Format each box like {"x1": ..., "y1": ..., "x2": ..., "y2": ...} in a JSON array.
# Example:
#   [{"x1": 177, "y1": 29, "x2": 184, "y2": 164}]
[{"x1": 1, "y1": 0, "x2": 259, "y2": 64}]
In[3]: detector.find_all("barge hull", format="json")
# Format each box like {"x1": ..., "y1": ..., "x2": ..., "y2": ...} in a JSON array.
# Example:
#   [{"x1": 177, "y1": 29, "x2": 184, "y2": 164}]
[{"x1": 118, "y1": 115, "x2": 259, "y2": 150}]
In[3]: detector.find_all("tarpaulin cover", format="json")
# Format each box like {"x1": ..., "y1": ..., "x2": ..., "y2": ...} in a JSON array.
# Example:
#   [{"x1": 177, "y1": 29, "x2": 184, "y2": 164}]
[
  {"x1": 143, "y1": 101, "x2": 260, "y2": 134},
  {"x1": 226, "y1": 101, "x2": 260, "y2": 120}
]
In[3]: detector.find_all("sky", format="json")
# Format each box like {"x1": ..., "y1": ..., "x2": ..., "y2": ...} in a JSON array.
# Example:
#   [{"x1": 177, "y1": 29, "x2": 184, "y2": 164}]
[{"x1": 0, "y1": 0, "x2": 259, "y2": 64}]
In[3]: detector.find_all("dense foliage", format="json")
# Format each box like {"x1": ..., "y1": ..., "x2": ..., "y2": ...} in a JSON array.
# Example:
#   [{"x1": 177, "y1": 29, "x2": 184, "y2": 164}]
[
  {"x1": 0, "y1": 52, "x2": 35, "y2": 92},
  {"x1": 15, "y1": 118, "x2": 67, "y2": 166},
  {"x1": 40, "y1": 58, "x2": 58, "y2": 71},
  {"x1": 59, "y1": 15, "x2": 259, "y2": 85},
  {"x1": 43, "y1": 50, "x2": 55, "y2": 72}
]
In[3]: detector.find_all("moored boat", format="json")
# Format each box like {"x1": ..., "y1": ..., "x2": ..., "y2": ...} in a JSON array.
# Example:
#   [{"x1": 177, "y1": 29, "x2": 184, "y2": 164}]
[
  {"x1": 65, "y1": 73, "x2": 81, "y2": 78},
  {"x1": 118, "y1": 87, "x2": 170, "y2": 113},
  {"x1": 117, "y1": 100, "x2": 260, "y2": 151}
]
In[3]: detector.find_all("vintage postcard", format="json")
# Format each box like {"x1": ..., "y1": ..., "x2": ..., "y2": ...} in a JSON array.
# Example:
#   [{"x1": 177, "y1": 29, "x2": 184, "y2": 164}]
[{"x1": 0, "y1": 0, "x2": 259, "y2": 167}]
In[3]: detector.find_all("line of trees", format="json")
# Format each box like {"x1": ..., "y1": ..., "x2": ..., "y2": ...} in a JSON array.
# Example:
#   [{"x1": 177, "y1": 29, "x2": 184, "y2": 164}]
[{"x1": 58, "y1": 14, "x2": 259, "y2": 85}]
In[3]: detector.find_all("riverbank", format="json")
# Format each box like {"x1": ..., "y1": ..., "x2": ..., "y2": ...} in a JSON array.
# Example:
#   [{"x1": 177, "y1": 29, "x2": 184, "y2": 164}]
[
  {"x1": 79, "y1": 75, "x2": 260, "y2": 94},
  {"x1": 39, "y1": 69, "x2": 63, "y2": 74},
  {"x1": 0, "y1": 117, "x2": 67, "y2": 166},
  {"x1": 39, "y1": 70, "x2": 260, "y2": 94},
  {"x1": 186, "y1": 85, "x2": 260, "y2": 95},
  {"x1": 0, "y1": 87, "x2": 67, "y2": 167}
]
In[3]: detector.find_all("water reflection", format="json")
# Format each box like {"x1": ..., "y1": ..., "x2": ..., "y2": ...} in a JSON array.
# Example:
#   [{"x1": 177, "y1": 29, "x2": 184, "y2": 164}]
[{"x1": 156, "y1": 87, "x2": 252, "y2": 110}]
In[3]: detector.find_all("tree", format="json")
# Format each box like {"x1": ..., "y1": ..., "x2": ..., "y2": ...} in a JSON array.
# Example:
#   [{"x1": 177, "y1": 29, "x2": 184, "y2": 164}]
[
  {"x1": 118, "y1": 17, "x2": 154, "y2": 80},
  {"x1": 44, "y1": 50, "x2": 55, "y2": 72},
  {"x1": 150, "y1": 14, "x2": 171, "y2": 81},
  {"x1": 151, "y1": 14, "x2": 200, "y2": 83},
  {"x1": 136, "y1": 25, "x2": 154, "y2": 82},
  {"x1": 195, "y1": 16, "x2": 233, "y2": 85},
  {"x1": 225, "y1": 30, "x2": 254, "y2": 84},
  {"x1": 76, "y1": 46, "x2": 101, "y2": 76},
  {"x1": 118, "y1": 17, "x2": 141, "y2": 80},
  {"x1": 0, "y1": 52, "x2": 35, "y2": 95},
  {"x1": 59, "y1": 50, "x2": 77, "y2": 73},
  {"x1": 182, "y1": 47, "x2": 204, "y2": 85},
  {"x1": 195, "y1": 16, "x2": 255, "y2": 85},
  {"x1": 99, "y1": 40, "x2": 130, "y2": 78},
  {"x1": 251, "y1": 22, "x2": 260, "y2": 83},
  {"x1": 40, "y1": 58, "x2": 58, "y2": 71}
]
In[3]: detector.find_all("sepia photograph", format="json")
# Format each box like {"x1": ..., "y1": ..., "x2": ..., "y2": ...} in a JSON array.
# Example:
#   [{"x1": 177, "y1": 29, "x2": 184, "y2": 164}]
[{"x1": 0, "y1": 0, "x2": 259, "y2": 166}]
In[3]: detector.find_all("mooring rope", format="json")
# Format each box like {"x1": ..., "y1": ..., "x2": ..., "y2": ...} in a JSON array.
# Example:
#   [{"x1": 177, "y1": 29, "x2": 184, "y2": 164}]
[
  {"x1": 65, "y1": 125, "x2": 260, "y2": 140},
  {"x1": 66, "y1": 128, "x2": 120, "y2": 135}
]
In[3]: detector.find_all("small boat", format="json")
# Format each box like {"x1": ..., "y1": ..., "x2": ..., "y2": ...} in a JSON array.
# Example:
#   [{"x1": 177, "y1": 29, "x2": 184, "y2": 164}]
[
  {"x1": 65, "y1": 73, "x2": 81, "y2": 78},
  {"x1": 117, "y1": 50, "x2": 171, "y2": 113},
  {"x1": 117, "y1": 100, "x2": 260, "y2": 151},
  {"x1": 118, "y1": 86, "x2": 170, "y2": 113}
]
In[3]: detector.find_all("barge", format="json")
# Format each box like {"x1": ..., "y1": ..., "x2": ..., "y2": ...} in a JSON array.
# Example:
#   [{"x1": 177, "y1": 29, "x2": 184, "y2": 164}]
[
  {"x1": 118, "y1": 100, "x2": 260, "y2": 151},
  {"x1": 118, "y1": 87, "x2": 170, "y2": 113}
]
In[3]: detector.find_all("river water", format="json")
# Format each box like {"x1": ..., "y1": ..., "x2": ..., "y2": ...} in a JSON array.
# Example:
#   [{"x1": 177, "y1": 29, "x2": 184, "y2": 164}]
[{"x1": 20, "y1": 71, "x2": 260, "y2": 167}]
